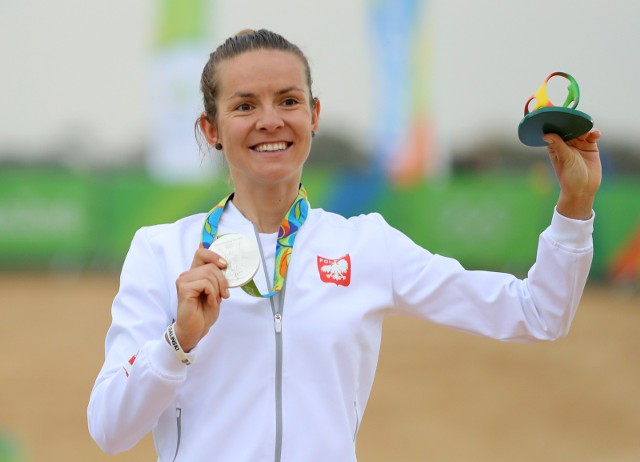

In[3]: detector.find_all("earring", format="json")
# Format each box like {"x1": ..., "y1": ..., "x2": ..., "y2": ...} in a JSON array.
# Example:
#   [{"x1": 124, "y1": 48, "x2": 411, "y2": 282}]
[
  {"x1": 215, "y1": 142, "x2": 223, "y2": 150},
  {"x1": 311, "y1": 131, "x2": 316, "y2": 138}
]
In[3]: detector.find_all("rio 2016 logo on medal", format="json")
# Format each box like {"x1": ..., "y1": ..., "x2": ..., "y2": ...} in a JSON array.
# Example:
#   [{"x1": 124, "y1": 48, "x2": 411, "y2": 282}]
[{"x1": 209, "y1": 234, "x2": 260, "y2": 288}]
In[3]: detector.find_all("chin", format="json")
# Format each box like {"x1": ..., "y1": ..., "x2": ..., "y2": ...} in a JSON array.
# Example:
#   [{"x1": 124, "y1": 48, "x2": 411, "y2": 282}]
[{"x1": 252, "y1": 170, "x2": 302, "y2": 186}]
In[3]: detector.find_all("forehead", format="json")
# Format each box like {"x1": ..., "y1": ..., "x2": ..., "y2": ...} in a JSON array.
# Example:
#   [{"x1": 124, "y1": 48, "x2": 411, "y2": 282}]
[{"x1": 216, "y1": 49, "x2": 308, "y2": 97}]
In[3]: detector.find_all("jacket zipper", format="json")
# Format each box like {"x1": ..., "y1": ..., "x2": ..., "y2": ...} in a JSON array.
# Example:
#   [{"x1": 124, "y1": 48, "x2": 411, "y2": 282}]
[
  {"x1": 274, "y1": 313, "x2": 282, "y2": 333},
  {"x1": 172, "y1": 407, "x2": 182, "y2": 462},
  {"x1": 254, "y1": 225, "x2": 285, "y2": 462},
  {"x1": 353, "y1": 401, "x2": 359, "y2": 442},
  {"x1": 273, "y1": 299, "x2": 284, "y2": 462}
]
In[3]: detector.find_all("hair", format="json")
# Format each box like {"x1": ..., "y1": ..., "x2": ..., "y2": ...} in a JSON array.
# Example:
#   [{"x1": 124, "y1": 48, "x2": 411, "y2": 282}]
[{"x1": 199, "y1": 29, "x2": 316, "y2": 126}]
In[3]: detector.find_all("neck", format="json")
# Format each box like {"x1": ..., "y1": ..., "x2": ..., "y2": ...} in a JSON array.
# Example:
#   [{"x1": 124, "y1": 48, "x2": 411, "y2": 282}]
[{"x1": 231, "y1": 182, "x2": 301, "y2": 233}]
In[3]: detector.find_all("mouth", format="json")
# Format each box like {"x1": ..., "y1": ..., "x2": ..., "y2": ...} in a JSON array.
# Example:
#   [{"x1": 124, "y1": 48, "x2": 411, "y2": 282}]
[{"x1": 250, "y1": 141, "x2": 293, "y2": 153}]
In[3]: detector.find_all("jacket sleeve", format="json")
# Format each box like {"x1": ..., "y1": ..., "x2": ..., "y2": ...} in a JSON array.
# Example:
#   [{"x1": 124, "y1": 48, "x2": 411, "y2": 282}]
[
  {"x1": 87, "y1": 227, "x2": 189, "y2": 454},
  {"x1": 387, "y1": 208, "x2": 594, "y2": 341}
]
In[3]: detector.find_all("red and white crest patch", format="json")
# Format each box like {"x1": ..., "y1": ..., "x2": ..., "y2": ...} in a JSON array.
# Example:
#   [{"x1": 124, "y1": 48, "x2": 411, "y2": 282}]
[{"x1": 317, "y1": 254, "x2": 351, "y2": 287}]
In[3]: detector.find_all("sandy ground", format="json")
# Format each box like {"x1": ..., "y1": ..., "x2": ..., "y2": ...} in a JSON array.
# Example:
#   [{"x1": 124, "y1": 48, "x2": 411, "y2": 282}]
[{"x1": 1, "y1": 273, "x2": 639, "y2": 461}]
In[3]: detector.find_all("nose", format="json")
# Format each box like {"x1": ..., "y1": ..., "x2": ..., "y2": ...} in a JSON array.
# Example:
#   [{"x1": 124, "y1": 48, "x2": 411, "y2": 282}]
[{"x1": 255, "y1": 105, "x2": 284, "y2": 132}]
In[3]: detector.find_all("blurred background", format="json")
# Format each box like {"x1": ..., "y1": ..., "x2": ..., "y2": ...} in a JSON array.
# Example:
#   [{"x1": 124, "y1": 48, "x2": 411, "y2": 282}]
[{"x1": 1, "y1": 0, "x2": 639, "y2": 461}]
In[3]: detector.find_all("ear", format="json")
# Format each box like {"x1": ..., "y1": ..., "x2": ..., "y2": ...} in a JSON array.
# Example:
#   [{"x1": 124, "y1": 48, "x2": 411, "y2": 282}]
[
  {"x1": 311, "y1": 98, "x2": 321, "y2": 133},
  {"x1": 199, "y1": 113, "x2": 219, "y2": 146}
]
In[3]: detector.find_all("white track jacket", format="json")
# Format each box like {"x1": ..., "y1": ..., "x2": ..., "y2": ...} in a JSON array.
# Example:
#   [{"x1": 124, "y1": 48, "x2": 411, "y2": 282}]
[{"x1": 88, "y1": 203, "x2": 594, "y2": 461}]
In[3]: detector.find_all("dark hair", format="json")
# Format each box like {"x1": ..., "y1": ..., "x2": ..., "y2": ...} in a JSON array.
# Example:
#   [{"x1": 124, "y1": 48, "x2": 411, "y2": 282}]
[{"x1": 199, "y1": 29, "x2": 316, "y2": 125}]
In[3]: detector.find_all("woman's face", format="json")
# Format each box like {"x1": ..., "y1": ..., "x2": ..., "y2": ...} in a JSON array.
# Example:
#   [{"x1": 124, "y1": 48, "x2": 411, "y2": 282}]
[{"x1": 205, "y1": 49, "x2": 320, "y2": 189}]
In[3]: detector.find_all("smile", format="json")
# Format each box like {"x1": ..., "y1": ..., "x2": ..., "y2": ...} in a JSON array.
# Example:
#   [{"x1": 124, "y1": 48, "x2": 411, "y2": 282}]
[{"x1": 251, "y1": 142, "x2": 292, "y2": 152}]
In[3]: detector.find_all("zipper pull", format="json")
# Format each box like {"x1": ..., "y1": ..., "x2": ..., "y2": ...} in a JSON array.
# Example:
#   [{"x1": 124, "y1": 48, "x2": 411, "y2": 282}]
[{"x1": 274, "y1": 313, "x2": 282, "y2": 333}]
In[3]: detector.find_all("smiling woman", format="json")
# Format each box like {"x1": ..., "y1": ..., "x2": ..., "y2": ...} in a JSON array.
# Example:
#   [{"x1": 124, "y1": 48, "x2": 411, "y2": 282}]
[
  {"x1": 88, "y1": 29, "x2": 603, "y2": 462},
  {"x1": 199, "y1": 48, "x2": 320, "y2": 220},
  {"x1": 196, "y1": 30, "x2": 320, "y2": 233}
]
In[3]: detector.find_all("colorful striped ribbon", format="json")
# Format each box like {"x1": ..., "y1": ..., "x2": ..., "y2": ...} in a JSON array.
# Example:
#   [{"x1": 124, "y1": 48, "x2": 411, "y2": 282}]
[{"x1": 200, "y1": 185, "x2": 309, "y2": 298}]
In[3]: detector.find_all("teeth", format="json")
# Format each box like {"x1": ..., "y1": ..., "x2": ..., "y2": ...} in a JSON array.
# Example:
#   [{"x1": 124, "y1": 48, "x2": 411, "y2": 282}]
[{"x1": 254, "y1": 142, "x2": 288, "y2": 152}]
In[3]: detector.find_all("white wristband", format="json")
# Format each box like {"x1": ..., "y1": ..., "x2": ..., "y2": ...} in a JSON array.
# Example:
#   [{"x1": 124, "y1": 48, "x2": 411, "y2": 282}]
[{"x1": 166, "y1": 323, "x2": 194, "y2": 365}]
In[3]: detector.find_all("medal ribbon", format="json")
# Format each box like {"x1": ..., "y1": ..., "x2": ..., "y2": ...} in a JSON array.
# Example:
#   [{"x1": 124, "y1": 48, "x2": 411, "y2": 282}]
[{"x1": 200, "y1": 185, "x2": 309, "y2": 298}]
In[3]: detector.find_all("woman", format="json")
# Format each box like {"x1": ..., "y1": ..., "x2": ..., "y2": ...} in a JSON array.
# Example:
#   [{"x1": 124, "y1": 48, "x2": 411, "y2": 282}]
[{"x1": 88, "y1": 29, "x2": 602, "y2": 461}]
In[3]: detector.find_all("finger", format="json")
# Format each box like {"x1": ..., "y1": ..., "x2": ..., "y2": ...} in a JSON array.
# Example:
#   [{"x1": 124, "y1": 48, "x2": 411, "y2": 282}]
[
  {"x1": 542, "y1": 133, "x2": 563, "y2": 146},
  {"x1": 585, "y1": 128, "x2": 601, "y2": 143},
  {"x1": 191, "y1": 247, "x2": 228, "y2": 270},
  {"x1": 574, "y1": 128, "x2": 600, "y2": 141},
  {"x1": 185, "y1": 248, "x2": 230, "y2": 299},
  {"x1": 200, "y1": 279, "x2": 222, "y2": 309},
  {"x1": 195, "y1": 283, "x2": 222, "y2": 332},
  {"x1": 177, "y1": 277, "x2": 220, "y2": 308},
  {"x1": 545, "y1": 129, "x2": 600, "y2": 149},
  {"x1": 543, "y1": 134, "x2": 563, "y2": 162},
  {"x1": 186, "y1": 263, "x2": 230, "y2": 299},
  {"x1": 208, "y1": 263, "x2": 230, "y2": 299},
  {"x1": 566, "y1": 129, "x2": 601, "y2": 151}
]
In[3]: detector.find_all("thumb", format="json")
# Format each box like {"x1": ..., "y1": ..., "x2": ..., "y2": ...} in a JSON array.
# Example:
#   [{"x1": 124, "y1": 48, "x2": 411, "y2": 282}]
[
  {"x1": 543, "y1": 133, "x2": 571, "y2": 162},
  {"x1": 542, "y1": 133, "x2": 562, "y2": 145}
]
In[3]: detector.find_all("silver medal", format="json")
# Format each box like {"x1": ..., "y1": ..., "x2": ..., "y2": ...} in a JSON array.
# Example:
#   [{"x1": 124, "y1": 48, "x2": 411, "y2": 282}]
[{"x1": 209, "y1": 233, "x2": 260, "y2": 288}]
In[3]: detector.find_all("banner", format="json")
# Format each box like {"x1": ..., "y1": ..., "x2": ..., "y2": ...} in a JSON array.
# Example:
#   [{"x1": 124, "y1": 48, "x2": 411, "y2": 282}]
[
  {"x1": 369, "y1": 0, "x2": 438, "y2": 184},
  {"x1": 147, "y1": 0, "x2": 218, "y2": 183}
]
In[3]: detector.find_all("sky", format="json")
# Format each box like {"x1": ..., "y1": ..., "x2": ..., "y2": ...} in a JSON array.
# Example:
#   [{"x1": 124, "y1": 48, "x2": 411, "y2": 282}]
[{"x1": 1, "y1": 0, "x2": 638, "y2": 164}]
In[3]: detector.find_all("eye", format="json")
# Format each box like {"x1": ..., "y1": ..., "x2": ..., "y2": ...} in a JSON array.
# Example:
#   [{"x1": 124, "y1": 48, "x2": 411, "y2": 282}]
[
  {"x1": 236, "y1": 103, "x2": 253, "y2": 112},
  {"x1": 281, "y1": 98, "x2": 299, "y2": 107}
]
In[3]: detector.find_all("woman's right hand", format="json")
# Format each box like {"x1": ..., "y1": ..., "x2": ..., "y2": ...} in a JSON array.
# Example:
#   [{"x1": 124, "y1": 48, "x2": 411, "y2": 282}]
[{"x1": 173, "y1": 248, "x2": 230, "y2": 352}]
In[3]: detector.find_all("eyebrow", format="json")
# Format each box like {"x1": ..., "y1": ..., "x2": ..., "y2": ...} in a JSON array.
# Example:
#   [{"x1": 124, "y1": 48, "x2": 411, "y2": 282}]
[{"x1": 227, "y1": 86, "x2": 306, "y2": 100}]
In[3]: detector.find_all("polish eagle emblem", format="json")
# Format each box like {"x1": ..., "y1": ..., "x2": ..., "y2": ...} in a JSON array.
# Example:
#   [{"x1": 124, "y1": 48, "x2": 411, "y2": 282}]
[{"x1": 317, "y1": 254, "x2": 351, "y2": 287}]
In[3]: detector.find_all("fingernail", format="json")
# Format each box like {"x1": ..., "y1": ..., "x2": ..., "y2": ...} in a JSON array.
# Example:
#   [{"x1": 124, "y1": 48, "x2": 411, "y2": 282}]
[
  {"x1": 219, "y1": 257, "x2": 227, "y2": 266},
  {"x1": 224, "y1": 288, "x2": 230, "y2": 298}
]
